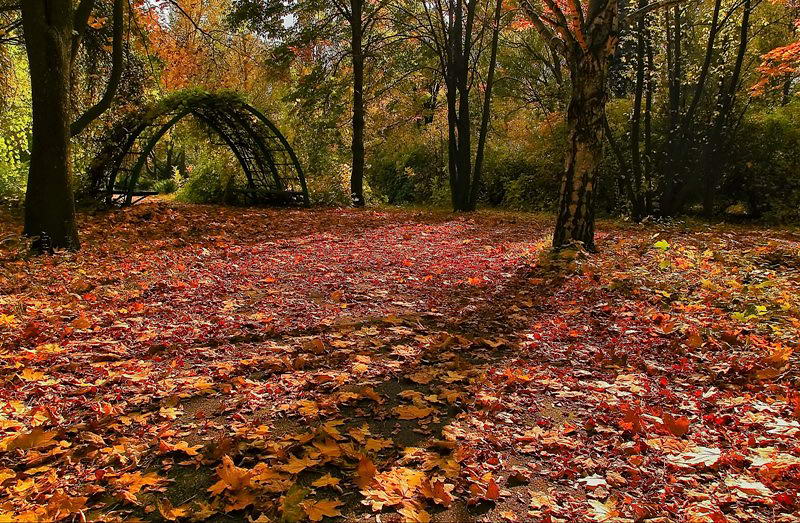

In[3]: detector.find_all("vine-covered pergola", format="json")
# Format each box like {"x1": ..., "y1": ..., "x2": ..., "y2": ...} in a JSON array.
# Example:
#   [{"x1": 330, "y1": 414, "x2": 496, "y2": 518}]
[{"x1": 87, "y1": 90, "x2": 309, "y2": 206}]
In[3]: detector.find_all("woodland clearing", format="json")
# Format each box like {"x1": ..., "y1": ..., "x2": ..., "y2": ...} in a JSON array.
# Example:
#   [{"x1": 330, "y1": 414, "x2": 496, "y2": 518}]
[{"x1": 1, "y1": 202, "x2": 799, "y2": 522}]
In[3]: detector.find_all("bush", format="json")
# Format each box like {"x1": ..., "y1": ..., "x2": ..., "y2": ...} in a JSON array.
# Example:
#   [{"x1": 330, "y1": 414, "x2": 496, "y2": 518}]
[
  {"x1": 722, "y1": 101, "x2": 800, "y2": 223},
  {"x1": 153, "y1": 178, "x2": 178, "y2": 195},
  {"x1": 367, "y1": 127, "x2": 446, "y2": 206},
  {"x1": 0, "y1": 162, "x2": 26, "y2": 202},
  {"x1": 175, "y1": 165, "x2": 237, "y2": 204}
]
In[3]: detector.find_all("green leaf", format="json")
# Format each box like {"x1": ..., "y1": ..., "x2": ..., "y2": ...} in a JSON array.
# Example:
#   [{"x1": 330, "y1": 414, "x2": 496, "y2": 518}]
[
  {"x1": 281, "y1": 483, "x2": 310, "y2": 523},
  {"x1": 653, "y1": 240, "x2": 670, "y2": 251}
]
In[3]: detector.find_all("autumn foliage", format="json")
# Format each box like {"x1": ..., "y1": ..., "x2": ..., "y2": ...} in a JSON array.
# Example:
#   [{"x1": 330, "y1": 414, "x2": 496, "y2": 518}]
[{"x1": 1, "y1": 203, "x2": 799, "y2": 521}]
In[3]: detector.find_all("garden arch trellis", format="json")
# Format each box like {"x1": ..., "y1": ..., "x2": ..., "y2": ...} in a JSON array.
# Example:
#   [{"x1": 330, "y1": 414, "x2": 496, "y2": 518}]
[{"x1": 87, "y1": 90, "x2": 309, "y2": 206}]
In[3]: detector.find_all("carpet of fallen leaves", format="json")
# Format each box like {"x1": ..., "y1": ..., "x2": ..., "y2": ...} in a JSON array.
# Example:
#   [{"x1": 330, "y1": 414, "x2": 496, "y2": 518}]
[{"x1": 1, "y1": 201, "x2": 799, "y2": 523}]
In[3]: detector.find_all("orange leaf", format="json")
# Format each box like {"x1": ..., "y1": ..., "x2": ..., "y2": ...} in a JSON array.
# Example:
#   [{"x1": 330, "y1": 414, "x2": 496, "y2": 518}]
[
  {"x1": 301, "y1": 499, "x2": 343, "y2": 521},
  {"x1": 662, "y1": 413, "x2": 690, "y2": 437},
  {"x1": 355, "y1": 455, "x2": 377, "y2": 488}
]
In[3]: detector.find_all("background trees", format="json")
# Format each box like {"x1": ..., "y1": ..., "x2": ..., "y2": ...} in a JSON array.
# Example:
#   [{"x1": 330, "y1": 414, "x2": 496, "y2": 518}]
[{"x1": 0, "y1": 0, "x2": 798, "y2": 251}]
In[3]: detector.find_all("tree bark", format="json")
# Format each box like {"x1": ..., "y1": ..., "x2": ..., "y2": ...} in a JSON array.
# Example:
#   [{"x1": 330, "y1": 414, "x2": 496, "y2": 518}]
[
  {"x1": 21, "y1": 1, "x2": 80, "y2": 251},
  {"x1": 71, "y1": 0, "x2": 124, "y2": 137},
  {"x1": 553, "y1": 54, "x2": 608, "y2": 251},
  {"x1": 628, "y1": 0, "x2": 647, "y2": 221},
  {"x1": 470, "y1": 0, "x2": 503, "y2": 210},
  {"x1": 350, "y1": 0, "x2": 366, "y2": 207},
  {"x1": 702, "y1": 0, "x2": 750, "y2": 216}
]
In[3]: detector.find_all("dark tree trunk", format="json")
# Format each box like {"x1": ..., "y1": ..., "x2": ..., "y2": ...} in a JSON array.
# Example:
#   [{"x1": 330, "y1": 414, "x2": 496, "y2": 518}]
[
  {"x1": 553, "y1": 54, "x2": 608, "y2": 251},
  {"x1": 643, "y1": 35, "x2": 654, "y2": 215},
  {"x1": 702, "y1": 0, "x2": 750, "y2": 216},
  {"x1": 21, "y1": 1, "x2": 80, "y2": 251},
  {"x1": 660, "y1": 5, "x2": 682, "y2": 216},
  {"x1": 628, "y1": 0, "x2": 647, "y2": 221},
  {"x1": 470, "y1": 0, "x2": 503, "y2": 209},
  {"x1": 350, "y1": 0, "x2": 366, "y2": 207}
]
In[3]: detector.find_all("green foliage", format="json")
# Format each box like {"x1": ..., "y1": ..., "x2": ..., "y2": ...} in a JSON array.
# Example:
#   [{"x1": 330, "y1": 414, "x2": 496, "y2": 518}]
[
  {"x1": 367, "y1": 130, "x2": 445, "y2": 205},
  {"x1": 175, "y1": 165, "x2": 236, "y2": 204},
  {"x1": 153, "y1": 178, "x2": 178, "y2": 195},
  {"x1": 723, "y1": 101, "x2": 800, "y2": 223},
  {"x1": 0, "y1": 46, "x2": 30, "y2": 202}
]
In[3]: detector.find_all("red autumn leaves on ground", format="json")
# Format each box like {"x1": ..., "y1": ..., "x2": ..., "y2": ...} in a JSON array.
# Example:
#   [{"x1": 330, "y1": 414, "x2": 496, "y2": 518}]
[{"x1": 0, "y1": 202, "x2": 799, "y2": 522}]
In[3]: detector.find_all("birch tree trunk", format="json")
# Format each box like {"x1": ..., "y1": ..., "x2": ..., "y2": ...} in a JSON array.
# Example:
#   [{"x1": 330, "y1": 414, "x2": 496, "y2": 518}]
[{"x1": 553, "y1": 53, "x2": 608, "y2": 251}]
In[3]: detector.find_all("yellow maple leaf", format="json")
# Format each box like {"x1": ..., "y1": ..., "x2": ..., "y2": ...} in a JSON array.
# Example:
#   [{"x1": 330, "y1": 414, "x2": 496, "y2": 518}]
[
  {"x1": 170, "y1": 441, "x2": 203, "y2": 456},
  {"x1": 208, "y1": 455, "x2": 252, "y2": 495},
  {"x1": 17, "y1": 368, "x2": 46, "y2": 382},
  {"x1": 393, "y1": 405, "x2": 434, "y2": 420},
  {"x1": 0, "y1": 428, "x2": 57, "y2": 451},
  {"x1": 114, "y1": 471, "x2": 164, "y2": 495},
  {"x1": 301, "y1": 499, "x2": 343, "y2": 522},
  {"x1": 364, "y1": 438, "x2": 393, "y2": 452},
  {"x1": 157, "y1": 499, "x2": 188, "y2": 521},
  {"x1": 311, "y1": 473, "x2": 340, "y2": 488},
  {"x1": 398, "y1": 502, "x2": 431, "y2": 523},
  {"x1": 280, "y1": 454, "x2": 320, "y2": 475},
  {"x1": 313, "y1": 438, "x2": 342, "y2": 459},
  {"x1": 355, "y1": 455, "x2": 377, "y2": 488}
]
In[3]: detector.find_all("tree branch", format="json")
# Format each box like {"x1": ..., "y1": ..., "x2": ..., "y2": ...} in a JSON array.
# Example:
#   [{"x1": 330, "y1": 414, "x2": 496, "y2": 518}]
[{"x1": 70, "y1": 0, "x2": 124, "y2": 136}]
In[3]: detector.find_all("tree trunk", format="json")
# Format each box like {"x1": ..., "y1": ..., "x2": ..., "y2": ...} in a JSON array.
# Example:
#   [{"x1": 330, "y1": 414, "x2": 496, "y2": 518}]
[
  {"x1": 628, "y1": 0, "x2": 647, "y2": 221},
  {"x1": 470, "y1": 0, "x2": 503, "y2": 210},
  {"x1": 350, "y1": 0, "x2": 366, "y2": 207},
  {"x1": 21, "y1": 1, "x2": 80, "y2": 251},
  {"x1": 553, "y1": 54, "x2": 607, "y2": 251},
  {"x1": 702, "y1": 0, "x2": 750, "y2": 216}
]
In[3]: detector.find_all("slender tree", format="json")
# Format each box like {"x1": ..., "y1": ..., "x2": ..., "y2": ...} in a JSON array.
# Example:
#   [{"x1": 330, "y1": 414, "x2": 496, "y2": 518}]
[
  {"x1": 522, "y1": 0, "x2": 681, "y2": 250},
  {"x1": 397, "y1": 0, "x2": 505, "y2": 212}
]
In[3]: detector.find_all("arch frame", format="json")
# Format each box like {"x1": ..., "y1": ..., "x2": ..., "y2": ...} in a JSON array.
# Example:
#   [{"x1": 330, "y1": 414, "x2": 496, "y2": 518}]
[{"x1": 86, "y1": 90, "x2": 309, "y2": 207}]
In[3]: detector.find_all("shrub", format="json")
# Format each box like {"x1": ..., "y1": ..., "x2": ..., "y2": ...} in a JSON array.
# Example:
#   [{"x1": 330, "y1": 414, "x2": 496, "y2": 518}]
[{"x1": 153, "y1": 178, "x2": 178, "y2": 195}]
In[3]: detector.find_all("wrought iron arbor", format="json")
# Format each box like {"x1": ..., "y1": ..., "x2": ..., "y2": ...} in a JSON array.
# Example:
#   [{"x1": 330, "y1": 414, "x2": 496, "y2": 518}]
[{"x1": 87, "y1": 91, "x2": 309, "y2": 206}]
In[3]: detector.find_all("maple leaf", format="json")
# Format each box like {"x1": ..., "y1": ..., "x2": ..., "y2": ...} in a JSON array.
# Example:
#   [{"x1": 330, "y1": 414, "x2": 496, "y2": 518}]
[
  {"x1": 393, "y1": 405, "x2": 434, "y2": 419},
  {"x1": 160, "y1": 440, "x2": 202, "y2": 456},
  {"x1": 588, "y1": 498, "x2": 620, "y2": 522},
  {"x1": 17, "y1": 368, "x2": 45, "y2": 381},
  {"x1": 668, "y1": 446, "x2": 722, "y2": 469},
  {"x1": 281, "y1": 484, "x2": 310, "y2": 523},
  {"x1": 724, "y1": 475, "x2": 772, "y2": 497},
  {"x1": 662, "y1": 413, "x2": 691, "y2": 437},
  {"x1": 72, "y1": 314, "x2": 92, "y2": 329},
  {"x1": 364, "y1": 438, "x2": 393, "y2": 452},
  {"x1": 114, "y1": 471, "x2": 165, "y2": 496},
  {"x1": 419, "y1": 478, "x2": 454, "y2": 507},
  {"x1": 398, "y1": 501, "x2": 431, "y2": 523},
  {"x1": 208, "y1": 455, "x2": 252, "y2": 495},
  {"x1": 225, "y1": 490, "x2": 255, "y2": 512},
  {"x1": 280, "y1": 454, "x2": 320, "y2": 475},
  {"x1": 313, "y1": 437, "x2": 342, "y2": 459},
  {"x1": 409, "y1": 369, "x2": 437, "y2": 384},
  {"x1": 45, "y1": 491, "x2": 88, "y2": 520},
  {"x1": 0, "y1": 428, "x2": 57, "y2": 451},
  {"x1": 301, "y1": 498, "x2": 343, "y2": 521},
  {"x1": 157, "y1": 498, "x2": 189, "y2": 521},
  {"x1": 355, "y1": 455, "x2": 377, "y2": 488},
  {"x1": 311, "y1": 473, "x2": 340, "y2": 488}
]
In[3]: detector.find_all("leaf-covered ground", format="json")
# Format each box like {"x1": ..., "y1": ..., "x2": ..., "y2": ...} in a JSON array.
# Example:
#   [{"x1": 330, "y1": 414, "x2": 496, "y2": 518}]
[{"x1": 1, "y1": 202, "x2": 799, "y2": 522}]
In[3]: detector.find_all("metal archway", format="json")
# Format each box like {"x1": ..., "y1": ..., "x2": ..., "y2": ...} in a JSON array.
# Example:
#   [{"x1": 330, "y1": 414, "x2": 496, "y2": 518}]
[{"x1": 87, "y1": 90, "x2": 309, "y2": 206}]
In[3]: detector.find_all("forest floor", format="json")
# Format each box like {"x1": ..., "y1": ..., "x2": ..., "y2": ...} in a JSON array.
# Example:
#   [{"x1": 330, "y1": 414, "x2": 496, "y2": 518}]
[{"x1": 1, "y1": 201, "x2": 799, "y2": 522}]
